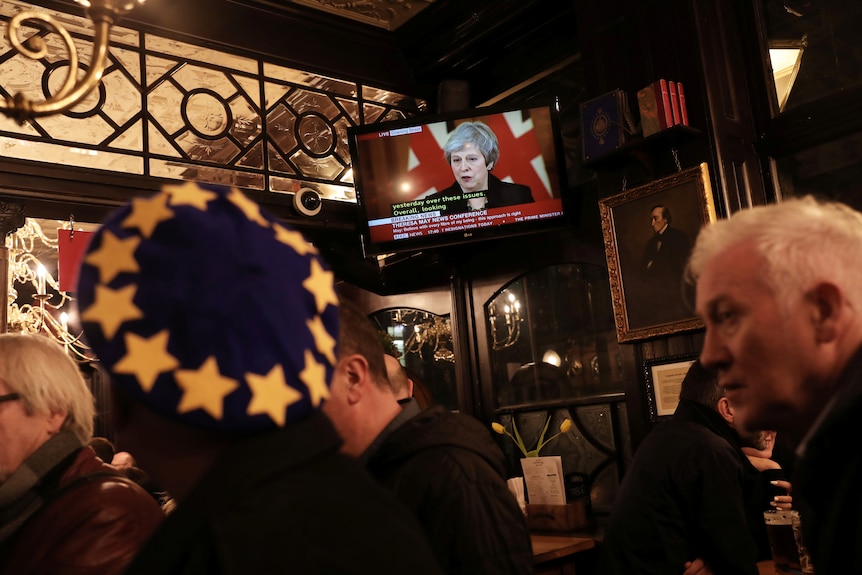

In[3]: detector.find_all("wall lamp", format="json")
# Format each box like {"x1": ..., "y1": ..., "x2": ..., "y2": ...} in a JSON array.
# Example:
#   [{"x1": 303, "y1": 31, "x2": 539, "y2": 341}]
[{"x1": 0, "y1": 0, "x2": 144, "y2": 124}]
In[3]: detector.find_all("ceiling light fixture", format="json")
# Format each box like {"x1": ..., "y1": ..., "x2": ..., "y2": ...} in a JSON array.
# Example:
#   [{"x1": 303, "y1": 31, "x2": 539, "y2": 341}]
[{"x1": 0, "y1": 0, "x2": 144, "y2": 124}]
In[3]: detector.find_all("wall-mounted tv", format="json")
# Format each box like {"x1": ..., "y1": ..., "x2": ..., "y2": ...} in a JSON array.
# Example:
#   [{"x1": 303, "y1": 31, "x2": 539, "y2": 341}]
[{"x1": 348, "y1": 100, "x2": 569, "y2": 257}]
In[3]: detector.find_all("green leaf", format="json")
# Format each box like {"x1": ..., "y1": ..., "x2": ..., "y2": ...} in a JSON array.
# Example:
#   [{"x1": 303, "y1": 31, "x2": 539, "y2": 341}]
[
  {"x1": 535, "y1": 415, "x2": 552, "y2": 452},
  {"x1": 511, "y1": 418, "x2": 529, "y2": 457}
]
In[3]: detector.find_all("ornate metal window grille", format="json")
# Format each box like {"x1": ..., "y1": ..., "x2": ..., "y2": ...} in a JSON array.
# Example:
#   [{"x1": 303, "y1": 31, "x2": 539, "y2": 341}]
[{"x1": 0, "y1": 1, "x2": 426, "y2": 202}]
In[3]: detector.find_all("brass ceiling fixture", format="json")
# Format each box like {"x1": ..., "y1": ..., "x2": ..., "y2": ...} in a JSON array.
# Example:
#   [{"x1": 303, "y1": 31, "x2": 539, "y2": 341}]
[{"x1": 0, "y1": 0, "x2": 144, "y2": 124}]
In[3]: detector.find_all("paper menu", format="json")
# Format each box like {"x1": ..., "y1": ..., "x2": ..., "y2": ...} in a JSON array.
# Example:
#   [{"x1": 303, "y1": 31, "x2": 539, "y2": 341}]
[{"x1": 520, "y1": 456, "x2": 566, "y2": 505}]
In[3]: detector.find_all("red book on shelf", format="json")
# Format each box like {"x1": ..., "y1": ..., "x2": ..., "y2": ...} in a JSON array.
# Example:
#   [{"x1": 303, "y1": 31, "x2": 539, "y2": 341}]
[
  {"x1": 677, "y1": 81, "x2": 689, "y2": 126},
  {"x1": 637, "y1": 80, "x2": 672, "y2": 137},
  {"x1": 658, "y1": 79, "x2": 672, "y2": 128},
  {"x1": 668, "y1": 80, "x2": 681, "y2": 126}
]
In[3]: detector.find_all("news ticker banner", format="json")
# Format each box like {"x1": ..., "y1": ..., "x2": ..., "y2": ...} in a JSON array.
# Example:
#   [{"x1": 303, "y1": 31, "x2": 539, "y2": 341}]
[{"x1": 368, "y1": 199, "x2": 564, "y2": 243}]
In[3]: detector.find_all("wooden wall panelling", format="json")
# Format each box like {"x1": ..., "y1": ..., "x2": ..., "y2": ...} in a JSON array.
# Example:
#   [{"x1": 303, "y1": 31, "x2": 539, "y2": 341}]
[
  {"x1": 573, "y1": 0, "x2": 720, "y2": 451},
  {"x1": 692, "y1": 0, "x2": 770, "y2": 214}
]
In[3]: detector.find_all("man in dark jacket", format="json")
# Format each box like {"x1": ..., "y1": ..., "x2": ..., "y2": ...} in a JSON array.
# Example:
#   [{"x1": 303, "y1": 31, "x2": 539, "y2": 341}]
[
  {"x1": 597, "y1": 361, "x2": 764, "y2": 575},
  {"x1": 690, "y1": 196, "x2": 862, "y2": 575},
  {"x1": 631, "y1": 204, "x2": 692, "y2": 327},
  {"x1": 324, "y1": 302, "x2": 534, "y2": 575},
  {"x1": 75, "y1": 182, "x2": 444, "y2": 575},
  {"x1": 0, "y1": 334, "x2": 164, "y2": 575}
]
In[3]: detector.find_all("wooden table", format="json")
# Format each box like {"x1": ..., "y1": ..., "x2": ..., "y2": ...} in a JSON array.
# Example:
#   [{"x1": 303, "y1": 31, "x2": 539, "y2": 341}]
[{"x1": 531, "y1": 534, "x2": 597, "y2": 575}]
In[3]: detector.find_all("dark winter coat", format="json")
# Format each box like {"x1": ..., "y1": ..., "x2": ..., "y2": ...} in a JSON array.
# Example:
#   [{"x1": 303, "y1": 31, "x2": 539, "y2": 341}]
[
  {"x1": 0, "y1": 446, "x2": 164, "y2": 575},
  {"x1": 794, "y1": 346, "x2": 862, "y2": 575},
  {"x1": 366, "y1": 404, "x2": 534, "y2": 575},
  {"x1": 123, "y1": 413, "x2": 444, "y2": 575},
  {"x1": 597, "y1": 399, "x2": 760, "y2": 575}
]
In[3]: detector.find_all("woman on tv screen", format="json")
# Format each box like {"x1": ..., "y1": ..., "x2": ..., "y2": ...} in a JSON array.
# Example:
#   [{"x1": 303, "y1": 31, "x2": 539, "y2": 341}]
[{"x1": 423, "y1": 121, "x2": 534, "y2": 214}]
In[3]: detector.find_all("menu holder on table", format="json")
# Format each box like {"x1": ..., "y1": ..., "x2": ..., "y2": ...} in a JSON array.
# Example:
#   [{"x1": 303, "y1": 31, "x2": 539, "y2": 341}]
[{"x1": 525, "y1": 501, "x2": 592, "y2": 532}]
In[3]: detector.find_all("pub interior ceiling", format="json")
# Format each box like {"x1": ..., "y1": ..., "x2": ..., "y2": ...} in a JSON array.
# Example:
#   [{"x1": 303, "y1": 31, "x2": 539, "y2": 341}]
[
  {"x1": 0, "y1": 0, "x2": 583, "y2": 297},
  {"x1": 287, "y1": 0, "x2": 437, "y2": 30}
]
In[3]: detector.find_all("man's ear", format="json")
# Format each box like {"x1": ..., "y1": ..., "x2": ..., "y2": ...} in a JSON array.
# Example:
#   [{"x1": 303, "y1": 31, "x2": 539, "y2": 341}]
[
  {"x1": 46, "y1": 409, "x2": 67, "y2": 435},
  {"x1": 716, "y1": 396, "x2": 734, "y2": 425},
  {"x1": 809, "y1": 282, "x2": 843, "y2": 343},
  {"x1": 341, "y1": 354, "x2": 370, "y2": 404}
]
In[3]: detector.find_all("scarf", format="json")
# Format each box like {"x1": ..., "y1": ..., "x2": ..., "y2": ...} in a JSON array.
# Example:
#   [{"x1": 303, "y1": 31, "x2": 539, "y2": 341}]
[{"x1": 0, "y1": 428, "x2": 84, "y2": 544}]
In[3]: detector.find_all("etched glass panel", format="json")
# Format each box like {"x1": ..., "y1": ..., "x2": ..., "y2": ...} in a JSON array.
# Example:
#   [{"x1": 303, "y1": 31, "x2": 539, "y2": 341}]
[
  {"x1": 264, "y1": 62, "x2": 357, "y2": 97},
  {"x1": 0, "y1": 1, "x2": 425, "y2": 203},
  {"x1": 0, "y1": 135, "x2": 144, "y2": 173}
]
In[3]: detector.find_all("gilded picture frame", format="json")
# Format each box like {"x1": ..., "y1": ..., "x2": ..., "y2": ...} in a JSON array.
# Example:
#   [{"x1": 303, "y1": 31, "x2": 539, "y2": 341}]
[
  {"x1": 643, "y1": 354, "x2": 698, "y2": 421},
  {"x1": 599, "y1": 163, "x2": 716, "y2": 342}
]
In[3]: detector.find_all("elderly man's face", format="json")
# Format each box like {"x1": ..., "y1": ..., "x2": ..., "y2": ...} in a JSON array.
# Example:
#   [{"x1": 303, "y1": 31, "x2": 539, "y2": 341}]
[
  {"x1": 696, "y1": 240, "x2": 821, "y2": 435},
  {"x1": 0, "y1": 381, "x2": 64, "y2": 484},
  {"x1": 450, "y1": 142, "x2": 492, "y2": 193}
]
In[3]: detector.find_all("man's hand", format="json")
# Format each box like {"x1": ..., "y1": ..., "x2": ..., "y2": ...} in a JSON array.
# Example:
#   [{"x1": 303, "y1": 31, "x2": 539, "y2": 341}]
[
  {"x1": 770, "y1": 479, "x2": 793, "y2": 510},
  {"x1": 683, "y1": 558, "x2": 714, "y2": 575}
]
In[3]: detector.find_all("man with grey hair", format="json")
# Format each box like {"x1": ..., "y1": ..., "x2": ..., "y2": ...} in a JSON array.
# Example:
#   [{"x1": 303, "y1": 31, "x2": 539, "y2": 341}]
[
  {"x1": 0, "y1": 334, "x2": 164, "y2": 574},
  {"x1": 688, "y1": 195, "x2": 862, "y2": 575},
  {"x1": 420, "y1": 120, "x2": 533, "y2": 214}
]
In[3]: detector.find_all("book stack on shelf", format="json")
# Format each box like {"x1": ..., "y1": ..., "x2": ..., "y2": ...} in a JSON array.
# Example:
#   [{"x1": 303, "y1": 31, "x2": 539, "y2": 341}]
[{"x1": 636, "y1": 79, "x2": 689, "y2": 137}]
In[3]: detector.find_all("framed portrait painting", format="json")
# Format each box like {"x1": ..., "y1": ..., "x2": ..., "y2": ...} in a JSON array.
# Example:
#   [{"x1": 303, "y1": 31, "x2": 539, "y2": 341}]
[{"x1": 599, "y1": 163, "x2": 716, "y2": 342}]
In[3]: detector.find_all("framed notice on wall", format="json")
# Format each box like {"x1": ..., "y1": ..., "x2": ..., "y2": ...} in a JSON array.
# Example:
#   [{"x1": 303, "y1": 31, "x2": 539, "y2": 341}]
[{"x1": 643, "y1": 355, "x2": 698, "y2": 421}]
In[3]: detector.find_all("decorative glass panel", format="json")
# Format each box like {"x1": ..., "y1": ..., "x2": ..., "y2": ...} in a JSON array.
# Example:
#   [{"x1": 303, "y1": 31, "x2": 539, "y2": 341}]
[
  {"x1": 0, "y1": 0, "x2": 426, "y2": 203},
  {"x1": 369, "y1": 307, "x2": 458, "y2": 412},
  {"x1": 487, "y1": 264, "x2": 624, "y2": 408}
]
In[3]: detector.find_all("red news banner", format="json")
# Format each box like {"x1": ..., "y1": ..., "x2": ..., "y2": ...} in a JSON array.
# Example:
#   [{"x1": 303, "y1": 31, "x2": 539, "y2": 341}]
[{"x1": 369, "y1": 198, "x2": 564, "y2": 243}]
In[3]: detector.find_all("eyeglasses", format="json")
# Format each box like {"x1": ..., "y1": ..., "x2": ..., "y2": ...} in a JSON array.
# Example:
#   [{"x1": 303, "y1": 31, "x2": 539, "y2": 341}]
[{"x1": 0, "y1": 393, "x2": 21, "y2": 403}]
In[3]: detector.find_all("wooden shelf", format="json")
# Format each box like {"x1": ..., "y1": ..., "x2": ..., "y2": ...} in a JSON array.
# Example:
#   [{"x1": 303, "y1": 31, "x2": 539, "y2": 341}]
[{"x1": 583, "y1": 125, "x2": 702, "y2": 171}]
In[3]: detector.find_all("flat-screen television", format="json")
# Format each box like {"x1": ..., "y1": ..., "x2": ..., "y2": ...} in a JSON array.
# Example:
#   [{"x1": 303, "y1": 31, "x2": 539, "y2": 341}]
[{"x1": 347, "y1": 100, "x2": 569, "y2": 257}]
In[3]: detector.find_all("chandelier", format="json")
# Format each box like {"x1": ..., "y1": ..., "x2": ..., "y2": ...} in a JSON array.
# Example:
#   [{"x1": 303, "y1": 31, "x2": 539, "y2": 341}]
[
  {"x1": 6, "y1": 218, "x2": 93, "y2": 361},
  {"x1": 488, "y1": 291, "x2": 522, "y2": 350},
  {"x1": 0, "y1": 0, "x2": 144, "y2": 123},
  {"x1": 394, "y1": 309, "x2": 454, "y2": 363}
]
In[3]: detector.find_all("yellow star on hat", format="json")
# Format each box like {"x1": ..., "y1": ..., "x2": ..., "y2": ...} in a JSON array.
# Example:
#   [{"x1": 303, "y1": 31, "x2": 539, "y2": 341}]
[
  {"x1": 303, "y1": 259, "x2": 338, "y2": 314},
  {"x1": 80, "y1": 284, "x2": 143, "y2": 340},
  {"x1": 113, "y1": 330, "x2": 179, "y2": 392},
  {"x1": 175, "y1": 356, "x2": 240, "y2": 420},
  {"x1": 306, "y1": 315, "x2": 336, "y2": 365},
  {"x1": 299, "y1": 349, "x2": 329, "y2": 407},
  {"x1": 227, "y1": 186, "x2": 269, "y2": 227},
  {"x1": 274, "y1": 223, "x2": 317, "y2": 256},
  {"x1": 246, "y1": 364, "x2": 303, "y2": 426},
  {"x1": 164, "y1": 182, "x2": 219, "y2": 211},
  {"x1": 83, "y1": 230, "x2": 141, "y2": 284},
  {"x1": 122, "y1": 192, "x2": 175, "y2": 238}
]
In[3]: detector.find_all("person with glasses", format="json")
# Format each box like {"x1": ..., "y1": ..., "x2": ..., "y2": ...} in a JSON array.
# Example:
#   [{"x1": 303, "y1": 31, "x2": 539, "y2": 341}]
[{"x1": 0, "y1": 334, "x2": 164, "y2": 575}]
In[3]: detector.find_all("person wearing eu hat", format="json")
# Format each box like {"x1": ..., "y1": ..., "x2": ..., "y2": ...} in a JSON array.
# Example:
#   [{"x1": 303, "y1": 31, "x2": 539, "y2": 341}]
[{"x1": 76, "y1": 182, "x2": 444, "y2": 574}]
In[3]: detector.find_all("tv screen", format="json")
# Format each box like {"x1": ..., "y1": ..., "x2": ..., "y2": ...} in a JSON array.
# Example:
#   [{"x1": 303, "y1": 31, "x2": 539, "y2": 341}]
[{"x1": 348, "y1": 101, "x2": 568, "y2": 257}]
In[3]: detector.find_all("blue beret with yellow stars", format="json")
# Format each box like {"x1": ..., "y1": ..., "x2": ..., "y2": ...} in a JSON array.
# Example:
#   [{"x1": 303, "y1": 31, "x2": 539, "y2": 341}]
[{"x1": 76, "y1": 182, "x2": 339, "y2": 433}]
